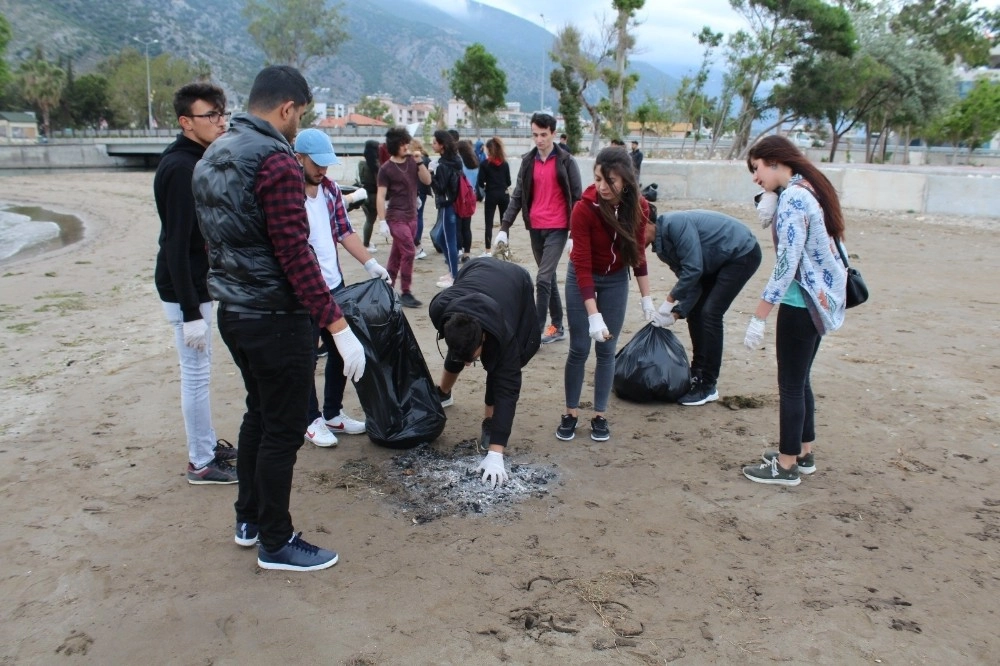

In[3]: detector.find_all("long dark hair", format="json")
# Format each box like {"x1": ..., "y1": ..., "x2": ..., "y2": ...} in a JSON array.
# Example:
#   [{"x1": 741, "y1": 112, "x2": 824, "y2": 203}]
[
  {"x1": 457, "y1": 139, "x2": 479, "y2": 169},
  {"x1": 363, "y1": 139, "x2": 379, "y2": 174},
  {"x1": 746, "y1": 135, "x2": 845, "y2": 240},
  {"x1": 594, "y1": 147, "x2": 643, "y2": 268},
  {"x1": 433, "y1": 129, "x2": 457, "y2": 158}
]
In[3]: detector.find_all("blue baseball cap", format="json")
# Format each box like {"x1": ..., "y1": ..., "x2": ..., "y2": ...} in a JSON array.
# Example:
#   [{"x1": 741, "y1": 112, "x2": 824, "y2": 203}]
[{"x1": 294, "y1": 129, "x2": 341, "y2": 166}]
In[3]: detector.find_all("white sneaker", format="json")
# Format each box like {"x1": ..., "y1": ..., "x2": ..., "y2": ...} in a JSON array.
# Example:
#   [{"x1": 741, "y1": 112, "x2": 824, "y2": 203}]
[
  {"x1": 326, "y1": 410, "x2": 366, "y2": 435},
  {"x1": 415, "y1": 246, "x2": 427, "y2": 260},
  {"x1": 436, "y1": 275, "x2": 454, "y2": 288},
  {"x1": 367, "y1": 243, "x2": 378, "y2": 253},
  {"x1": 479, "y1": 250, "x2": 492, "y2": 257},
  {"x1": 305, "y1": 417, "x2": 338, "y2": 447}
]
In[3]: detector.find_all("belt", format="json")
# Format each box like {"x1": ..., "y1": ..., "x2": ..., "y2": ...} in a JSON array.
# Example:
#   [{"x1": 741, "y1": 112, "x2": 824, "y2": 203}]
[{"x1": 220, "y1": 303, "x2": 309, "y2": 316}]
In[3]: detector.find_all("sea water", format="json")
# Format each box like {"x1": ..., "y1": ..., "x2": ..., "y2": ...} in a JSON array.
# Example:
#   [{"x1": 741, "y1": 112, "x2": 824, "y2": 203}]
[{"x1": 0, "y1": 206, "x2": 84, "y2": 263}]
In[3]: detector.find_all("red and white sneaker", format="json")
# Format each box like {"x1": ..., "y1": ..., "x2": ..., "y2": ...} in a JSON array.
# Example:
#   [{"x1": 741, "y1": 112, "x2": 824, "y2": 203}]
[
  {"x1": 325, "y1": 410, "x2": 366, "y2": 435},
  {"x1": 305, "y1": 417, "x2": 338, "y2": 447}
]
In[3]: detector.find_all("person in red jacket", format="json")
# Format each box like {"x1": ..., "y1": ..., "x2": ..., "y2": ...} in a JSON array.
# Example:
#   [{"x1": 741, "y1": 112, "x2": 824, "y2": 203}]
[{"x1": 557, "y1": 147, "x2": 656, "y2": 442}]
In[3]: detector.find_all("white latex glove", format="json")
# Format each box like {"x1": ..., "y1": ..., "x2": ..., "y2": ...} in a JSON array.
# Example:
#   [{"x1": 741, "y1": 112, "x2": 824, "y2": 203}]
[
  {"x1": 756, "y1": 191, "x2": 779, "y2": 228},
  {"x1": 182, "y1": 318, "x2": 208, "y2": 352},
  {"x1": 363, "y1": 258, "x2": 391, "y2": 284},
  {"x1": 640, "y1": 295, "x2": 655, "y2": 323},
  {"x1": 378, "y1": 219, "x2": 390, "y2": 239},
  {"x1": 588, "y1": 312, "x2": 611, "y2": 343},
  {"x1": 428, "y1": 158, "x2": 439, "y2": 172},
  {"x1": 652, "y1": 300, "x2": 677, "y2": 328},
  {"x1": 495, "y1": 230, "x2": 508, "y2": 246},
  {"x1": 744, "y1": 316, "x2": 766, "y2": 349},
  {"x1": 333, "y1": 325, "x2": 366, "y2": 382},
  {"x1": 565, "y1": 238, "x2": 573, "y2": 255},
  {"x1": 345, "y1": 189, "x2": 367, "y2": 204},
  {"x1": 477, "y1": 450, "x2": 508, "y2": 489}
]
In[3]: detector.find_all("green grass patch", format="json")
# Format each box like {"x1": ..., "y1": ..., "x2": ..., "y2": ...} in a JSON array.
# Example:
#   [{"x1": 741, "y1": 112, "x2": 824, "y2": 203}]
[
  {"x1": 33, "y1": 291, "x2": 88, "y2": 314},
  {"x1": 6, "y1": 322, "x2": 38, "y2": 333}
]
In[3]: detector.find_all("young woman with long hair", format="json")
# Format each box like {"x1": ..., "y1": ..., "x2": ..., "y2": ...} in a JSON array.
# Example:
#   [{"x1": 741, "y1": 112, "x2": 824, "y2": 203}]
[
  {"x1": 476, "y1": 136, "x2": 512, "y2": 255},
  {"x1": 456, "y1": 139, "x2": 480, "y2": 262},
  {"x1": 557, "y1": 146, "x2": 655, "y2": 442},
  {"x1": 430, "y1": 129, "x2": 464, "y2": 286},
  {"x1": 741, "y1": 134, "x2": 848, "y2": 486},
  {"x1": 410, "y1": 137, "x2": 432, "y2": 260}
]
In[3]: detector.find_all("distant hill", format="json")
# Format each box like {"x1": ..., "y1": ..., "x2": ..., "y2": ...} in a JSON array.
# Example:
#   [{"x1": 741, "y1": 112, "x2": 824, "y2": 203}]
[{"x1": 1, "y1": 0, "x2": 680, "y2": 111}]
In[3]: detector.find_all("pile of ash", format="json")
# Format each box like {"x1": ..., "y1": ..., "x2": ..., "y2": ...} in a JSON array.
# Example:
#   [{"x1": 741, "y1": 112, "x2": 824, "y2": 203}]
[{"x1": 382, "y1": 444, "x2": 558, "y2": 523}]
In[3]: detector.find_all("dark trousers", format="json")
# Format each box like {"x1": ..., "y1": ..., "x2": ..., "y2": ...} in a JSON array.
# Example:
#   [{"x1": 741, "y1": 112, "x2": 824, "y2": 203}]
[
  {"x1": 776, "y1": 304, "x2": 822, "y2": 457},
  {"x1": 686, "y1": 244, "x2": 762, "y2": 386},
  {"x1": 308, "y1": 328, "x2": 346, "y2": 423},
  {"x1": 529, "y1": 228, "x2": 567, "y2": 331},
  {"x1": 459, "y1": 215, "x2": 473, "y2": 255},
  {"x1": 483, "y1": 192, "x2": 509, "y2": 249},
  {"x1": 218, "y1": 307, "x2": 313, "y2": 552}
]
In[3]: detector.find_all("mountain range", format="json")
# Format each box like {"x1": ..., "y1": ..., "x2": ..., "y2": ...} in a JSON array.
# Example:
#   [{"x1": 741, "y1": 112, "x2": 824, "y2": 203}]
[{"x1": 1, "y1": 0, "x2": 681, "y2": 111}]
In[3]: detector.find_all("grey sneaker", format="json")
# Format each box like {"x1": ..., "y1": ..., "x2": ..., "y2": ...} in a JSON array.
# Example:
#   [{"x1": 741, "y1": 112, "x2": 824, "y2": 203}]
[
  {"x1": 437, "y1": 386, "x2": 453, "y2": 407},
  {"x1": 556, "y1": 414, "x2": 578, "y2": 441},
  {"x1": 541, "y1": 324, "x2": 566, "y2": 344},
  {"x1": 479, "y1": 417, "x2": 492, "y2": 453},
  {"x1": 235, "y1": 521, "x2": 259, "y2": 547},
  {"x1": 762, "y1": 450, "x2": 816, "y2": 474},
  {"x1": 399, "y1": 292, "x2": 422, "y2": 308},
  {"x1": 187, "y1": 459, "x2": 238, "y2": 485},
  {"x1": 743, "y1": 457, "x2": 801, "y2": 486},
  {"x1": 257, "y1": 533, "x2": 339, "y2": 572},
  {"x1": 590, "y1": 416, "x2": 610, "y2": 441}
]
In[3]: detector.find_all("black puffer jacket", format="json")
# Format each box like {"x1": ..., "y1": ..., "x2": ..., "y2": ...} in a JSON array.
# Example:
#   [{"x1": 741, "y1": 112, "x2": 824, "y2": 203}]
[
  {"x1": 192, "y1": 113, "x2": 302, "y2": 311},
  {"x1": 428, "y1": 258, "x2": 540, "y2": 447}
]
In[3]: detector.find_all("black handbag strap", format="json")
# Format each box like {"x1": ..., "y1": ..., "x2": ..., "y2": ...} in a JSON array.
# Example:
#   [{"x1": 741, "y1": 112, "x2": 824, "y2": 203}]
[{"x1": 835, "y1": 239, "x2": 851, "y2": 268}]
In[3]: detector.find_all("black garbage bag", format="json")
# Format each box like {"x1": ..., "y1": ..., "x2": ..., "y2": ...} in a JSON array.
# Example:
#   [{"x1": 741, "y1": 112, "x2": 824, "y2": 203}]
[
  {"x1": 641, "y1": 182, "x2": 658, "y2": 202},
  {"x1": 613, "y1": 324, "x2": 690, "y2": 402},
  {"x1": 334, "y1": 278, "x2": 446, "y2": 448}
]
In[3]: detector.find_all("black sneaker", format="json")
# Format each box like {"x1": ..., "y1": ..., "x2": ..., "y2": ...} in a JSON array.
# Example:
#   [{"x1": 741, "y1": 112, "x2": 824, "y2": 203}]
[
  {"x1": 436, "y1": 386, "x2": 453, "y2": 407},
  {"x1": 213, "y1": 438, "x2": 238, "y2": 463},
  {"x1": 316, "y1": 341, "x2": 329, "y2": 358},
  {"x1": 257, "y1": 533, "x2": 339, "y2": 572},
  {"x1": 678, "y1": 379, "x2": 719, "y2": 406},
  {"x1": 762, "y1": 450, "x2": 816, "y2": 474},
  {"x1": 399, "y1": 292, "x2": 422, "y2": 308},
  {"x1": 590, "y1": 416, "x2": 610, "y2": 441},
  {"x1": 235, "y1": 521, "x2": 259, "y2": 547},
  {"x1": 479, "y1": 417, "x2": 492, "y2": 453},
  {"x1": 186, "y1": 459, "x2": 238, "y2": 485},
  {"x1": 743, "y1": 458, "x2": 801, "y2": 486},
  {"x1": 556, "y1": 414, "x2": 578, "y2": 441}
]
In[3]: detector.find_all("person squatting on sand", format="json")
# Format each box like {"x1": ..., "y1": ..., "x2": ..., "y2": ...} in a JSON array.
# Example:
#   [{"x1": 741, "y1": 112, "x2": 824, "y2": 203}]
[
  {"x1": 153, "y1": 81, "x2": 238, "y2": 485},
  {"x1": 428, "y1": 258, "x2": 541, "y2": 488},
  {"x1": 741, "y1": 135, "x2": 848, "y2": 487},
  {"x1": 194, "y1": 65, "x2": 367, "y2": 571},
  {"x1": 292, "y1": 128, "x2": 388, "y2": 449},
  {"x1": 557, "y1": 146, "x2": 653, "y2": 443}
]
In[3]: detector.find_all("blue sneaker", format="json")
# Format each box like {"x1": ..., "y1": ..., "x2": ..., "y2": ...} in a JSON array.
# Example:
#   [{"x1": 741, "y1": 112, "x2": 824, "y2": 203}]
[
  {"x1": 235, "y1": 521, "x2": 259, "y2": 547},
  {"x1": 257, "y1": 533, "x2": 339, "y2": 572}
]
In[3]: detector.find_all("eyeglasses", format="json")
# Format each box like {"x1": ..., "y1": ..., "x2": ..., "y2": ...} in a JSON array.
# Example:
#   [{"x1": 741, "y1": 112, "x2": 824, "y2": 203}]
[{"x1": 188, "y1": 111, "x2": 232, "y2": 124}]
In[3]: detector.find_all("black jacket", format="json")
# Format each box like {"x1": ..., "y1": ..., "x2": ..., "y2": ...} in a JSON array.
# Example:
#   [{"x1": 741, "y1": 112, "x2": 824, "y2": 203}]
[
  {"x1": 476, "y1": 159, "x2": 511, "y2": 197},
  {"x1": 500, "y1": 144, "x2": 582, "y2": 232},
  {"x1": 428, "y1": 258, "x2": 540, "y2": 447},
  {"x1": 192, "y1": 113, "x2": 304, "y2": 312},
  {"x1": 431, "y1": 153, "x2": 464, "y2": 209},
  {"x1": 153, "y1": 134, "x2": 210, "y2": 321}
]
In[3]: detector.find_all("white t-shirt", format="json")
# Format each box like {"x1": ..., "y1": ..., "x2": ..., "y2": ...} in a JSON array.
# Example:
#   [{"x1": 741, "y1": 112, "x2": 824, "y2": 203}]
[{"x1": 305, "y1": 192, "x2": 343, "y2": 290}]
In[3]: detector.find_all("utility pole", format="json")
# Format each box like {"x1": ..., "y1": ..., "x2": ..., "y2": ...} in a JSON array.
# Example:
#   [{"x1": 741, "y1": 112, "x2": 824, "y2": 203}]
[
  {"x1": 540, "y1": 14, "x2": 547, "y2": 112},
  {"x1": 133, "y1": 37, "x2": 159, "y2": 131}
]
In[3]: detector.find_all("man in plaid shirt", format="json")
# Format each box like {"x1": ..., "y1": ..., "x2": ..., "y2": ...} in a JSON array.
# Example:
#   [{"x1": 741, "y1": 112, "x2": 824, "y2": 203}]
[{"x1": 194, "y1": 66, "x2": 364, "y2": 573}]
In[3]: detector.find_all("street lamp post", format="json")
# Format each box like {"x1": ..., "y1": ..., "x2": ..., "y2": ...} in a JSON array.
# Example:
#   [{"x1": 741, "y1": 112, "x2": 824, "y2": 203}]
[
  {"x1": 133, "y1": 37, "x2": 158, "y2": 131},
  {"x1": 540, "y1": 14, "x2": 547, "y2": 112}
]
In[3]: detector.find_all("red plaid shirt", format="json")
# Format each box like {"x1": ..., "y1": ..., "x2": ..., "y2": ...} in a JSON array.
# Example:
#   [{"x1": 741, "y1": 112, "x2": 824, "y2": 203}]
[{"x1": 256, "y1": 152, "x2": 341, "y2": 328}]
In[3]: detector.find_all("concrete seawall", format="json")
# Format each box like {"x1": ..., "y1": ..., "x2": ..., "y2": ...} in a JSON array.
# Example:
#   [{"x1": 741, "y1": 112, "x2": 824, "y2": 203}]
[{"x1": 4, "y1": 144, "x2": 998, "y2": 218}]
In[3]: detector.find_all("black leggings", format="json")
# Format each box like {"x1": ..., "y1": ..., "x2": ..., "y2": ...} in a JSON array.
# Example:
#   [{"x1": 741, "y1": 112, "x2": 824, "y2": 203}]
[
  {"x1": 483, "y1": 192, "x2": 509, "y2": 249},
  {"x1": 459, "y1": 216, "x2": 472, "y2": 255},
  {"x1": 776, "y1": 304, "x2": 822, "y2": 456}
]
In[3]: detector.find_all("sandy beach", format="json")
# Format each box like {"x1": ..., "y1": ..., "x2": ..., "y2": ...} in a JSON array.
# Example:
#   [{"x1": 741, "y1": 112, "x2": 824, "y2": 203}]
[{"x1": 0, "y1": 170, "x2": 997, "y2": 664}]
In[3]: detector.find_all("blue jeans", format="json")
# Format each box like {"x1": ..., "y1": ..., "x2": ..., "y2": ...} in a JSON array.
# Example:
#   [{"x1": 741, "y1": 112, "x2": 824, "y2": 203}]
[
  {"x1": 564, "y1": 264, "x2": 630, "y2": 413},
  {"x1": 218, "y1": 307, "x2": 313, "y2": 551},
  {"x1": 776, "y1": 304, "x2": 822, "y2": 457},
  {"x1": 686, "y1": 244, "x2": 762, "y2": 386},
  {"x1": 438, "y1": 205, "x2": 460, "y2": 278},
  {"x1": 529, "y1": 228, "x2": 567, "y2": 332},
  {"x1": 308, "y1": 285, "x2": 347, "y2": 422},
  {"x1": 161, "y1": 301, "x2": 217, "y2": 468}
]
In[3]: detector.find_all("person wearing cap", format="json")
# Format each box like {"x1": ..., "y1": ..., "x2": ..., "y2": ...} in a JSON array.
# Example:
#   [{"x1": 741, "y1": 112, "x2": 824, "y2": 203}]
[
  {"x1": 193, "y1": 65, "x2": 365, "y2": 572},
  {"x1": 293, "y1": 128, "x2": 390, "y2": 448},
  {"x1": 376, "y1": 126, "x2": 432, "y2": 308}
]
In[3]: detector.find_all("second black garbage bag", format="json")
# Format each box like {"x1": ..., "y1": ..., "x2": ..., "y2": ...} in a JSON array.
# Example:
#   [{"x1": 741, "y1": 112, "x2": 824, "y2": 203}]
[{"x1": 613, "y1": 324, "x2": 691, "y2": 403}]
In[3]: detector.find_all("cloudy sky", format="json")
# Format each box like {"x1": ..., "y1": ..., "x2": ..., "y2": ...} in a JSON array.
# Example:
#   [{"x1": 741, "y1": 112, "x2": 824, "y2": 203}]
[{"x1": 437, "y1": 0, "x2": 1000, "y2": 72}]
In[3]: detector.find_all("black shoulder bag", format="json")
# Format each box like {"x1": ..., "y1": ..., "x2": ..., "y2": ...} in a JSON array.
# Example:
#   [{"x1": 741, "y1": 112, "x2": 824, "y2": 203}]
[{"x1": 836, "y1": 240, "x2": 868, "y2": 308}]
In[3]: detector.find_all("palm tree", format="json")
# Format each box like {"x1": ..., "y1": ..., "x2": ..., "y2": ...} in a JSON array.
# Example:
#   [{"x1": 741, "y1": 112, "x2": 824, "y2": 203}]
[{"x1": 17, "y1": 56, "x2": 66, "y2": 138}]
